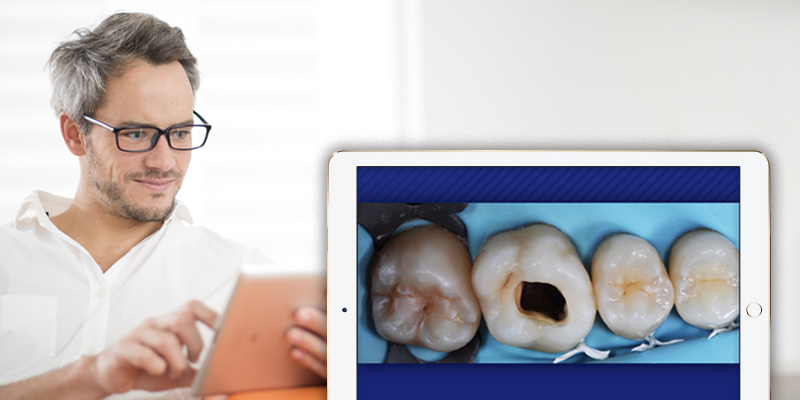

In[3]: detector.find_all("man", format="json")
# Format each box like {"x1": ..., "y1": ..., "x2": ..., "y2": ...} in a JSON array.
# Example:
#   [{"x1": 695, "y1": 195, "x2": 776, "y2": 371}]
[{"x1": 0, "y1": 12, "x2": 326, "y2": 399}]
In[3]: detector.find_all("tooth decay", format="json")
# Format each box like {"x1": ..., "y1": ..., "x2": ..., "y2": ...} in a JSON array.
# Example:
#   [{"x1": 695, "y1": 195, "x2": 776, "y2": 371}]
[
  {"x1": 371, "y1": 225, "x2": 481, "y2": 352},
  {"x1": 669, "y1": 229, "x2": 739, "y2": 330},
  {"x1": 592, "y1": 234, "x2": 675, "y2": 340},
  {"x1": 472, "y1": 224, "x2": 595, "y2": 353}
]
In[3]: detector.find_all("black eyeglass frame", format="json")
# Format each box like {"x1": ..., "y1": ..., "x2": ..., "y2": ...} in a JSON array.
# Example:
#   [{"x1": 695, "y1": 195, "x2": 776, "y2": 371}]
[{"x1": 82, "y1": 111, "x2": 211, "y2": 153}]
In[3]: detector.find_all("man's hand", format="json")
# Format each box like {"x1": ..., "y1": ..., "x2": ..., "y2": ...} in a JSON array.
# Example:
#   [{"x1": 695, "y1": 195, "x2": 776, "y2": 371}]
[
  {"x1": 285, "y1": 306, "x2": 327, "y2": 379},
  {"x1": 89, "y1": 300, "x2": 217, "y2": 396},
  {"x1": 0, "y1": 300, "x2": 217, "y2": 400}
]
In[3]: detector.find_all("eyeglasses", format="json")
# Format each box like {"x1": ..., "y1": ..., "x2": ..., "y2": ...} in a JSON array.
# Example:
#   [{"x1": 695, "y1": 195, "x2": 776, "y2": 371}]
[{"x1": 83, "y1": 111, "x2": 211, "y2": 152}]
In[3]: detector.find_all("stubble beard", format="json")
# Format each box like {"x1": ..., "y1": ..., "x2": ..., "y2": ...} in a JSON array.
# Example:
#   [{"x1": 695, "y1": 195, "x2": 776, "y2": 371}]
[{"x1": 86, "y1": 143, "x2": 182, "y2": 223}]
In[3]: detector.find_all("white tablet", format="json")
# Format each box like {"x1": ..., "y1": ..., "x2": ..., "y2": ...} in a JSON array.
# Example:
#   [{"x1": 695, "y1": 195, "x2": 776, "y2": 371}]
[
  {"x1": 191, "y1": 263, "x2": 326, "y2": 396},
  {"x1": 328, "y1": 151, "x2": 769, "y2": 400}
]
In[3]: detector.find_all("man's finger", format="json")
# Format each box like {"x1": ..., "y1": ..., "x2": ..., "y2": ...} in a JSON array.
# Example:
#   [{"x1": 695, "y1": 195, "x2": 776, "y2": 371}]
[
  {"x1": 136, "y1": 329, "x2": 188, "y2": 379},
  {"x1": 171, "y1": 321, "x2": 204, "y2": 364},
  {"x1": 293, "y1": 306, "x2": 326, "y2": 339},
  {"x1": 286, "y1": 327, "x2": 326, "y2": 363},
  {"x1": 186, "y1": 299, "x2": 219, "y2": 329},
  {"x1": 118, "y1": 341, "x2": 167, "y2": 376},
  {"x1": 132, "y1": 362, "x2": 199, "y2": 392},
  {"x1": 151, "y1": 306, "x2": 208, "y2": 363},
  {"x1": 290, "y1": 347, "x2": 327, "y2": 379}
]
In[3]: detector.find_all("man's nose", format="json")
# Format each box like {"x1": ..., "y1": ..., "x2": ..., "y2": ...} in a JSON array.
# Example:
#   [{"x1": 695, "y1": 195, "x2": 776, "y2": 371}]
[{"x1": 143, "y1": 133, "x2": 177, "y2": 172}]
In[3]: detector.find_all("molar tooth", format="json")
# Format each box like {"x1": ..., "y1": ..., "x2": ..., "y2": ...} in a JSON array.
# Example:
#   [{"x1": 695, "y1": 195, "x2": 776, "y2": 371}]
[
  {"x1": 472, "y1": 224, "x2": 595, "y2": 353},
  {"x1": 592, "y1": 234, "x2": 674, "y2": 341},
  {"x1": 371, "y1": 225, "x2": 481, "y2": 352},
  {"x1": 669, "y1": 229, "x2": 739, "y2": 330}
]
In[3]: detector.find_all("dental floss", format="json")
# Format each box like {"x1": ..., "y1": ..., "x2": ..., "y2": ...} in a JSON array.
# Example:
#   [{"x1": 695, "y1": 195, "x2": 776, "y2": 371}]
[
  {"x1": 708, "y1": 320, "x2": 739, "y2": 340},
  {"x1": 631, "y1": 333, "x2": 684, "y2": 352},
  {"x1": 553, "y1": 339, "x2": 610, "y2": 364}
]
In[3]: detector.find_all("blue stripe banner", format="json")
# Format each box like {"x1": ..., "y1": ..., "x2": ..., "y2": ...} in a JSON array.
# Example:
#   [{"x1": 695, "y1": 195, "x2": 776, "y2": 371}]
[{"x1": 357, "y1": 166, "x2": 740, "y2": 203}]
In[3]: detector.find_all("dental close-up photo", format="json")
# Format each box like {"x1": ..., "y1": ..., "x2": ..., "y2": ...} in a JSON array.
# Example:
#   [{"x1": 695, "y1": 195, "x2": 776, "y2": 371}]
[{"x1": 358, "y1": 203, "x2": 740, "y2": 364}]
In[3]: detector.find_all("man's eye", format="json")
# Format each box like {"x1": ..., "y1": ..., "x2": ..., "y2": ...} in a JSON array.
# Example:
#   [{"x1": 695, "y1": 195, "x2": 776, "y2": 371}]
[
  {"x1": 170, "y1": 129, "x2": 191, "y2": 140},
  {"x1": 120, "y1": 129, "x2": 146, "y2": 140}
]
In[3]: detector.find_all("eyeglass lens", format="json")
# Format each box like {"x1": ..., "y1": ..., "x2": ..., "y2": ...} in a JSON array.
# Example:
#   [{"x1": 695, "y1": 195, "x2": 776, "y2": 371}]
[{"x1": 116, "y1": 126, "x2": 208, "y2": 151}]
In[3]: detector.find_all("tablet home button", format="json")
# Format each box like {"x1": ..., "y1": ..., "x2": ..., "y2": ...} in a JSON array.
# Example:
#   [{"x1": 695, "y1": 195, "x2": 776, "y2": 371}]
[{"x1": 746, "y1": 302, "x2": 762, "y2": 318}]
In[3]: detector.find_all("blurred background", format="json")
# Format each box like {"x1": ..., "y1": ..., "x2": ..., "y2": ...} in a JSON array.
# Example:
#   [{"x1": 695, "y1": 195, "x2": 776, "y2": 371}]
[{"x1": 0, "y1": 0, "x2": 797, "y2": 396}]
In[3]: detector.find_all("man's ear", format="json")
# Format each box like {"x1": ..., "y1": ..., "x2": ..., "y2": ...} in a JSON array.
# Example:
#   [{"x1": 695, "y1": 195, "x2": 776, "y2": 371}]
[{"x1": 60, "y1": 112, "x2": 87, "y2": 156}]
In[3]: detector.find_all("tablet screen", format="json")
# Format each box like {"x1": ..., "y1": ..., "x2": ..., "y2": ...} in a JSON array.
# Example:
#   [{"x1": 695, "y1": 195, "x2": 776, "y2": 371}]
[{"x1": 355, "y1": 166, "x2": 739, "y2": 399}]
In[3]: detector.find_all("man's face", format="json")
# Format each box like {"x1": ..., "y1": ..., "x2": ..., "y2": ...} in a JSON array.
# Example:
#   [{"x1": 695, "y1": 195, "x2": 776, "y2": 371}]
[{"x1": 84, "y1": 60, "x2": 194, "y2": 222}]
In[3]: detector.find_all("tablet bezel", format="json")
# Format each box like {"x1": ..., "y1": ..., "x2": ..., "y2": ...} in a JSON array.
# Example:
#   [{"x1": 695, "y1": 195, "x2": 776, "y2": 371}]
[{"x1": 327, "y1": 151, "x2": 769, "y2": 399}]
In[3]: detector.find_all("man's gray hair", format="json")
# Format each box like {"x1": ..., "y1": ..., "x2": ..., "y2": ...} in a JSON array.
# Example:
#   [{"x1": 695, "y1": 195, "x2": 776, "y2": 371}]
[{"x1": 48, "y1": 12, "x2": 199, "y2": 134}]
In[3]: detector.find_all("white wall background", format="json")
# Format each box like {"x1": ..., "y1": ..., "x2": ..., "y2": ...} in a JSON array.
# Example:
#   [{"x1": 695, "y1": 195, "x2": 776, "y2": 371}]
[
  {"x1": 1, "y1": 0, "x2": 798, "y2": 392},
  {"x1": 415, "y1": 0, "x2": 800, "y2": 382}
]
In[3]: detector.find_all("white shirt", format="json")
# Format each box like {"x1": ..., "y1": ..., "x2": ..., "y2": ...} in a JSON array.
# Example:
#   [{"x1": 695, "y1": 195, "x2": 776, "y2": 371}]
[{"x1": 0, "y1": 191, "x2": 267, "y2": 399}]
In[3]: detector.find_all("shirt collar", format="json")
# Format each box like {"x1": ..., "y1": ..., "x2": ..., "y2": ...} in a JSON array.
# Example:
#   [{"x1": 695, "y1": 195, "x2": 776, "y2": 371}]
[{"x1": 13, "y1": 190, "x2": 193, "y2": 229}]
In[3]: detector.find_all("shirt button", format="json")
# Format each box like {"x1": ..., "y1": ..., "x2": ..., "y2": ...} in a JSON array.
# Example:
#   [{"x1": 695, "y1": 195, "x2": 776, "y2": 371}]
[
  {"x1": 86, "y1": 346, "x2": 96, "y2": 355},
  {"x1": 96, "y1": 289, "x2": 106, "y2": 298}
]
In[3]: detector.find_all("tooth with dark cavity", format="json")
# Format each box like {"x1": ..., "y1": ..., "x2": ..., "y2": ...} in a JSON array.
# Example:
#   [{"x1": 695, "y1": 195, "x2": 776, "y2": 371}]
[
  {"x1": 371, "y1": 225, "x2": 481, "y2": 352},
  {"x1": 472, "y1": 224, "x2": 601, "y2": 359}
]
